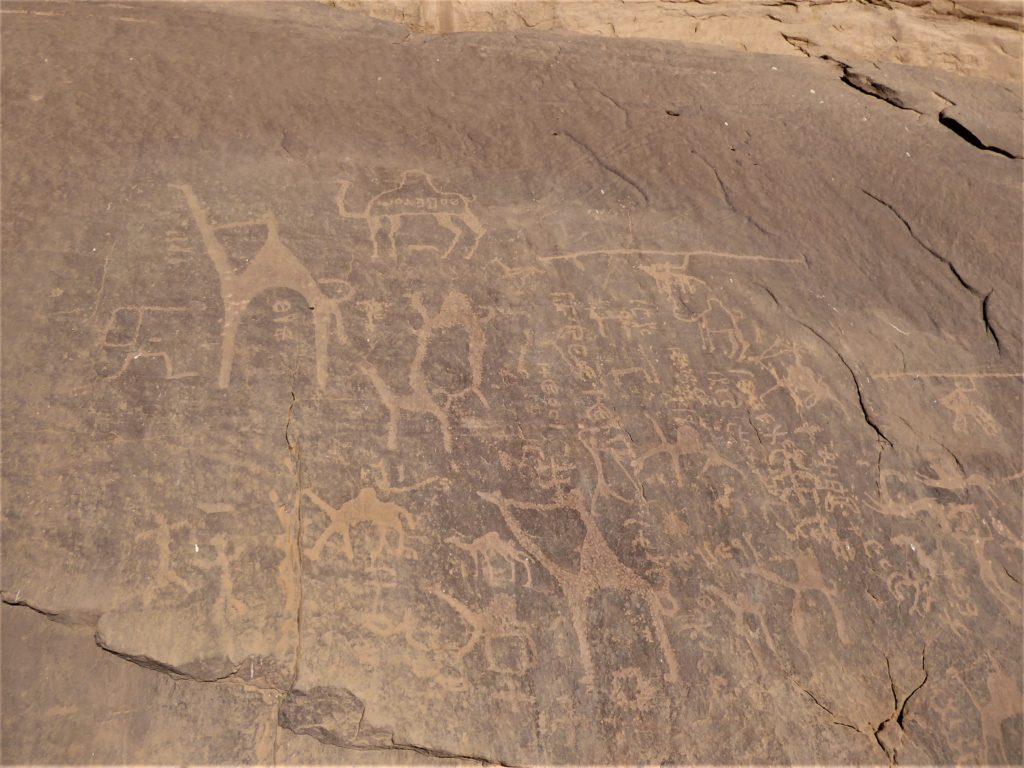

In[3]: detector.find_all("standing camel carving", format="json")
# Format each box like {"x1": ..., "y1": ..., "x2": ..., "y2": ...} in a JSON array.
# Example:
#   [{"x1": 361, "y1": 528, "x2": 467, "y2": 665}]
[
  {"x1": 478, "y1": 487, "x2": 679, "y2": 685},
  {"x1": 171, "y1": 183, "x2": 347, "y2": 388},
  {"x1": 336, "y1": 171, "x2": 483, "y2": 260}
]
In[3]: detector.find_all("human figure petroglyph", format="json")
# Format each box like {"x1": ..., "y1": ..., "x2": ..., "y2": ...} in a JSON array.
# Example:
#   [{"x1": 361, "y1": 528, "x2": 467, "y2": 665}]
[
  {"x1": 578, "y1": 431, "x2": 642, "y2": 508},
  {"x1": 137, "y1": 513, "x2": 194, "y2": 607},
  {"x1": 97, "y1": 305, "x2": 199, "y2": 381},
  {"x1": 336, "y1": 171, "x2": 484, "y2": 260},
  {"x1": 357, "y1": 298, "x2": 386, "y2": 337},
  {"x1": 190, "y1": 533, "x2": 248, "y2": 655},
  {"x1": 428, "y1": 588, "x2": 537, "y2": 674},
  {"x1": 363, "y1": 290, "x2": 489, "y2": 453},
  {"x1": 741, "y1": 552, "x2": 851, "y2": 648},
  {"x1": 478, "y1": 488, "x2": 680, "y2": 685},
  {"x1": 759, "y1": 344, "x2": 842, "y2": 415},
  {"x1": 304, "y1": 487, "x2": 416, "y2": 562},
  {"x1": 445, "y1": 531, "x2": 533, "y2": 588},
  {"x1": 170, "y1": 183, "x2": 348, "y2": 388}
]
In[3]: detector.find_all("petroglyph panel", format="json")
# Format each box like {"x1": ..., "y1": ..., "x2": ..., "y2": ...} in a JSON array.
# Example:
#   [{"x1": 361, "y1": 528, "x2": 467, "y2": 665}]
[{"x1": 3, "y1": 2, "x2": 1021, "y2": 765}]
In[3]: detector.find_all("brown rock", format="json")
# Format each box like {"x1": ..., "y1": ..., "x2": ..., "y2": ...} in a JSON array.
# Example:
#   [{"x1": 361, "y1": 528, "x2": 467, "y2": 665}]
[{"x1": 1, "y1": 1, "x2": 1020, "y2": 764}]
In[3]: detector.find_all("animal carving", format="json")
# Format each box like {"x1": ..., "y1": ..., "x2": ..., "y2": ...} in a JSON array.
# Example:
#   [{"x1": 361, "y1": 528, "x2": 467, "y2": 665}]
[
  {"x1": 684, "y1": 297, "x2": 749, "y2": 360},
  {"x1": 304, "y1": 487, "x2": 416, "y2": 562},
  {"x1": 170, "y1": 183, "x2": 347, "y2": 388},
  {"x1": 363, "y1": 290, "x2": 489, "y2": 453},
  {"x1": 445, "y1": 531, "x2": 533, "y2": 588},
  {"x1": 760, "y1": 345, "x2": 842, "y2": 414},
  {"x1": 336, "y1": 171, "x2": 483, "y2": 260},
  {"x1": 478, "y1": 488, "x2": 680, "y2": 685},
  {"x1": 428, "y1": 589, "x2": 537, "y2": 674}
]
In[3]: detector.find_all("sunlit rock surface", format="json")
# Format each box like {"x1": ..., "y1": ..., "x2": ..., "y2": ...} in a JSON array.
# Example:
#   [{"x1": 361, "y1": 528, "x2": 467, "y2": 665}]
[{"x1": 2, "y1": 1, "x2": 1021, "y2": 764}]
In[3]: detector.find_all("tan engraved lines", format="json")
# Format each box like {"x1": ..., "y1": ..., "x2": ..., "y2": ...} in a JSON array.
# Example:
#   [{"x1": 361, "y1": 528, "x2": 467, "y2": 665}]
[
  {"x1": 304, "y1": 487, "x2": 416, "y2": 562},
  {"x1": 171, "y1": 183, "x2": 348, "y2": 388},
  {"x1": 362, "y1": 290, "x2": 489, "y2": 453},
  {"x1": 337, "y1": 171, "x2": 484, "y2": 260},
  {"x1": 478, "y1": 488, "x2": 680, "y2": 685}
]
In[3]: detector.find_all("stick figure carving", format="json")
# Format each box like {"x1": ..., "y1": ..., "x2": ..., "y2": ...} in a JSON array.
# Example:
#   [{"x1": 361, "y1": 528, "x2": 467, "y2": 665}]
[
  {"x1": 336, "y1": 171, "x2": 483, "y2": 260},
  {"x1": 478, "y1": 488, "x2": 679, "y2": 685},
  {"x1": 760, "y1": 344, "x2": 842, "y2": 414},
  {"x1": 170, "y1": 183, "x2": 348, "y2": 388}
]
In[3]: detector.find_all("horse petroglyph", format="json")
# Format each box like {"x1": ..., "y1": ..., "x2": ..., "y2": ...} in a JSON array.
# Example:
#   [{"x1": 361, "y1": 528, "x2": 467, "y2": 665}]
[{"x1": 428, "y1": 588, "x2": 537, "y2": 674}]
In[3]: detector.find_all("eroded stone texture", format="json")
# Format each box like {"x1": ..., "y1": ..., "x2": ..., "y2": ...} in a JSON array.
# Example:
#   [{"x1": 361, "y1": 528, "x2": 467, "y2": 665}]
[
  {"x1": 2, "y1": 1, "x2": 1021, "y2": 765},
  {"x1": 325, "y1": 0, "x2": 1024, "y2": 80}
]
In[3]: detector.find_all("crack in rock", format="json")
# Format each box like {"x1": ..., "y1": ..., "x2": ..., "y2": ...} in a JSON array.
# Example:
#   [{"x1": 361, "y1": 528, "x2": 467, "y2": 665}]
[
  {"x1": 828, "y1": 58, "x2": 921, "y2": 113},
  {"x1": 793, "y1": 646, "x2": 928, "y2": 766},
  {"x1": 792, "y1": 317, "x2": 894, "y2": 448},
  {"x1": 278, "y1": 685, "x2": 515, "y2": 765},
  {"x1": 874, "y1": 646, "x2": 929, "y2": 766},
  {"x1": 0, "y1": 593, "x2": 100, "y2": 627},
  {"x1": 860, "y1": 188, "x2": 1001, "y2": 353},
  {"x1": 554, "y1": 129, "x2": 650, "y2": 205},
  {"x1": 938, "y1": 108, "x2": 1021, "y2": 159}
]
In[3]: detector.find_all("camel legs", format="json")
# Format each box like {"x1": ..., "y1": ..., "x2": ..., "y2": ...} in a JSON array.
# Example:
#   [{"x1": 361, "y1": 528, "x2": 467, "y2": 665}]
[
  {"x1": 643, "y1": 592, "x2": 680, "y2": 683},
  {"x1": 306, "y1": 520, "x2": 354, "y2": 561},
  {"x1": 437, "y1": 213, "x2": 482, "y2": 260},
  {"x1": 218, "y1": 301, "x2": 246, "y2": 388},
  {"x1": 566, "y1": 598, "x2": 596, "y2": 686},
  {"x1": 311, "y1": 306, "x2": 332, "y2": 389}
]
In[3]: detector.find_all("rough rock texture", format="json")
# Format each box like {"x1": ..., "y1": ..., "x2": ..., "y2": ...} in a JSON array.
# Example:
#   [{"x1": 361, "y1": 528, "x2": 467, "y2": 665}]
[
  {"x1": 325, "y1": 0, "x2": 1024, "y2": 80},
  {"x1": 2, "y1": 1, "x2": 1022, "y2": 764}
]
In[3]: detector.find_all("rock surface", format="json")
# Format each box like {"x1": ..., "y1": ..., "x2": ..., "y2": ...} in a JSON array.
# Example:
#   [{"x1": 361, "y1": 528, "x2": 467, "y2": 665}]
[
  {"x1": 325, "y1": 0, "x2": 1024, "y2": 80},
  {"x1": 2, "y1": 1, "x2": 1022, "y2": 764}
]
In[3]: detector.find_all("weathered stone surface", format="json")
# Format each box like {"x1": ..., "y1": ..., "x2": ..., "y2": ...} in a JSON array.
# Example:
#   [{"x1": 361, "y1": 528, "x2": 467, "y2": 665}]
[
  {"x1": 2, "y1": 1, "x2": 1021, "y2": 764},
  {"x1": 1, "y1": 605, "x2": 279, "y2": 764},
  {"x1": 326, "y1": 0, "x2": 1024, "y2": 80}
]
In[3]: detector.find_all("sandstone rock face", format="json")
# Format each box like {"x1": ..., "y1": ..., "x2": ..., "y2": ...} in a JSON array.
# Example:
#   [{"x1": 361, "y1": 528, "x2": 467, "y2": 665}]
[
  {"x1": 326, "y1": 0, "x2": 1024, "y2": 80},
  {"x1": 2, "y1": 1, "x2": 1021, "y2": 764}
]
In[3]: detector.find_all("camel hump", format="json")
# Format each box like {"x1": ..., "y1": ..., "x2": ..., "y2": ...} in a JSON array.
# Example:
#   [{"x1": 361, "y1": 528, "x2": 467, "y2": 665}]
[{"x1": 369, "y1": 172, "x2": 467, "y2": 215}]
